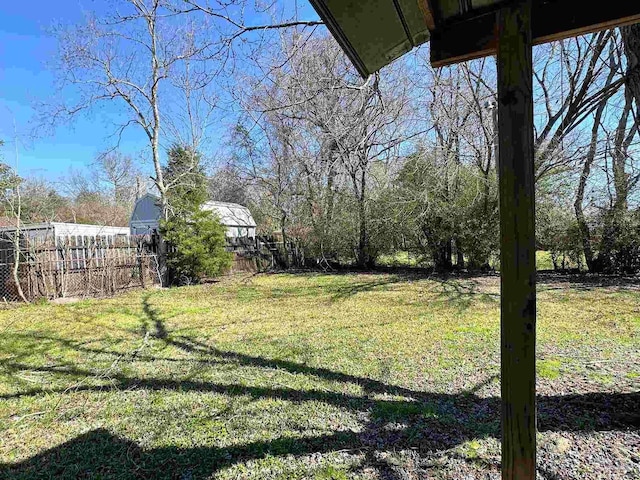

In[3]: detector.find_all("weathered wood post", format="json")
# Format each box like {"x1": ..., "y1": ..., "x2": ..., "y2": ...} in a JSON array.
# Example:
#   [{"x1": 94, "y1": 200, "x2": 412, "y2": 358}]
[{"x1": 497, "y1": 2, "x2": 536, "y2": 479}]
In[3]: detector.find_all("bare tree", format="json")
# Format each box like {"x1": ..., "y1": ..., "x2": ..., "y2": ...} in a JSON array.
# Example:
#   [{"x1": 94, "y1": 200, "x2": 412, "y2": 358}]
[
  {"x1": 42, "y1": 0, "x2": 325, "y2": 212},
  {"x1": 44, "y1": 0, "x2": 210, "y2": 216},
  {"x1": 230, "y1": 116, "x2": 303, "y2": 267},
  {"x1": 163, "y1": 33, "x2": 218, "y2": 155},
  {"x1": 60, "y1": 167, "x2": 97, "y2": 201},
  {"x1": 43, "y1": 0, "x2": 224, "y2": 284},
  {"x1": 0, "y1": 136, "x2": 29, "y2": 303},
  {"x1": 427, "y1": 64, "x2": 475, "y2": 268},
  {"x1": 209, "y1": 164, "x2": 249, "y2": 205},
  {"x1": 178, "y1": 0, "x2": 322, "y2": 45},
  {"x1": 18, "y1": 178, "x2": 68, "y2": 223},
  {"x1": 533, "y1": 32, "x2": 624, "y2": 180},
  {"x1": 238, "y1": 35, "x2": 414, "y2": 267},
  {"x1": 573, "y1": 48, "x2": 618, "y2": 271},
  {"x1": 411, "y1": 51, "x2": 500, "y2": 269},
  {"x1": 93, "y1": 151, "x2": 140, "y2": 205}
]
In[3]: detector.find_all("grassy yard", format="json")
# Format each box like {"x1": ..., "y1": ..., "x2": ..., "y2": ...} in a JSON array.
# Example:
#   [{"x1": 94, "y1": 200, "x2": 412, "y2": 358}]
[{"x1": 0, "y1": 273, "x2": 638, "y2": 479}]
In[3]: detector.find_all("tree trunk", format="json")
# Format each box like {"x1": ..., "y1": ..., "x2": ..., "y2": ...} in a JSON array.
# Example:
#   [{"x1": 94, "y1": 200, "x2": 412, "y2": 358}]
[
  {"x1": 574, "y1": 99, "x2": 606, "y2": 272},
  {"x1": 622, "y1": 24, "x2": 640, "y2": 106},
  {"x1": 11, "y1": 232, "x2": 28, "y2": 303},
  {"x1": 432, "y1": 238, "x2": 453, "y2": 271},
  {"x1": 598, "y1": 88, "x2": 637, "y2": 273},
  {"x1": 444, "y1": 238, "x2": 453, "y2": 270},
  {"x1": 456, "y1": 238, "x2": 465, "y2": 269},
  {"x1": 356, "y1": 169, "x2": 370, "y2": 268},
  {"x1": 612, "y1": 91, "x2": 633, "y2": 215},
  {"x1": 148, "y1": 9, "x2": 169, "y2": 287},
  {"x1": 574, "y1": 194, "x2": 595, "y2": 272},
  {"x1": 575, "y1": 44, "x2": 619, "y2": 272},
  {"x1": 9, "y1": 133, "x2": 28, "y2": 303},
  {"x1": 280, "y1": 212, "x2": 290, "y2": 269},
  {"x1": 323, "y1": 162, "x2": 337, "y2": 260}
]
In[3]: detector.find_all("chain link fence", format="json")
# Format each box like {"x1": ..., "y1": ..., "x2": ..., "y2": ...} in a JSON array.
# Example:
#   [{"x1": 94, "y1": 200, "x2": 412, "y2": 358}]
[{"x1": 0, "y1": 235, "x2": 161, "y2": 303}]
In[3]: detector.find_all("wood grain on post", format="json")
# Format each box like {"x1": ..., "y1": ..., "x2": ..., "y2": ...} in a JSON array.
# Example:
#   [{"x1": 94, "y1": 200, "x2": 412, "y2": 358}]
[{"x1": 496, "y1": 2, "x2": 537, "y2": 479}]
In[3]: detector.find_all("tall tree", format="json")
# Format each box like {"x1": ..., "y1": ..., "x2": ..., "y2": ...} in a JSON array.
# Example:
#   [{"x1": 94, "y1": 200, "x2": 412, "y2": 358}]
[
  {"x1": 230, "y1": 121, "x2": 301, "y2": 267},
  {"x1": 46, "y1": 0, "x2": 210, "y2": 216},
  {"x1": 0, "y1": 140, "x2": 29, "y2": 302},
  {"x1": 239, "y1": 35, "x2": 413, "y2": 267},
  {"x1": 45, "y1": 0, "x2": 323, "y2": 229}
]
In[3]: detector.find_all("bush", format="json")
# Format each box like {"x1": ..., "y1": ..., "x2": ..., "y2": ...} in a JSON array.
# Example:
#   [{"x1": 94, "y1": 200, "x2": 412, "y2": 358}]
[
  {"x1": 537, "y1": 200, "x2": 584, "y2": 271},
  {"x1": 594, "y1": 209, "x2": 640, "y2": 274},
  {"x1": 161, "y1": 206, "x2": 233, "y2": 285}
]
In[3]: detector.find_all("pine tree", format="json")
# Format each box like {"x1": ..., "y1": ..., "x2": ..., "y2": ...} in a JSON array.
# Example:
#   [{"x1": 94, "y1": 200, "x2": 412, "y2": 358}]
[
  {"x1": 160, "y1": 144, "x2": 232, "y2": 284},
  {"x1": 163, "y1": 145, "x2": 208, "y2": 215}
]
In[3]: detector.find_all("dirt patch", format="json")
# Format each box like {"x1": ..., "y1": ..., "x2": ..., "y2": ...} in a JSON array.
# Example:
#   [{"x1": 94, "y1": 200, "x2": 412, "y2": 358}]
[{"x1": 49, "y1": 297, "x2": 83, "y2": 305}]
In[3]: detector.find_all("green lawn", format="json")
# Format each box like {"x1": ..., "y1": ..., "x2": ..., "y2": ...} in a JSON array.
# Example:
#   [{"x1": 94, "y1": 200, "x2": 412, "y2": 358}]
[{"x1": 0, "y1": 273, "x2": 638, "y2": 479}]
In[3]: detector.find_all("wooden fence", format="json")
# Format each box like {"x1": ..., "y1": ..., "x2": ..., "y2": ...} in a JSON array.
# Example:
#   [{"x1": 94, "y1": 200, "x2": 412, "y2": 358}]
[
  {"x1": 0, "y1": 235, "x2": 161, "y2": 302},
  {"x1": 0, "y1": 233, "x2": 295, "y2": 302}
]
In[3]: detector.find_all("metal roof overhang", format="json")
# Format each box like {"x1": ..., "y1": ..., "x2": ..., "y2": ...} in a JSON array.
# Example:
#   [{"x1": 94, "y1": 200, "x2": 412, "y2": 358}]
[
  {"x1": 307, "y1": 0, "x2": 433, "y2": 77},
  {"x1": 308, "y1": 0, "x2": 640, "y2": 76}
]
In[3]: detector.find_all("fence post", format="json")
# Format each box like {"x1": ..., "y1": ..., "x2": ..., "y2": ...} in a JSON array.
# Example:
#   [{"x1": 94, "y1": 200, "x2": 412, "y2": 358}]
[{"x1": 138, "y1": 242, "x2": 146, "y2": 289}]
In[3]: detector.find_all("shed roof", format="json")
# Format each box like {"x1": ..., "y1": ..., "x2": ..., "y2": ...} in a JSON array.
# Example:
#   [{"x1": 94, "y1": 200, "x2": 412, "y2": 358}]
[
  {"x1": 309, "y1": 0, "x2": 640, "y2": 75},
  {"x1": 202, "y1": 201, "x2": 257, "y2": 228},
  {"x1": 134, "y1": 195, "x2": 257, "y2": 228},
  {"x1": 0, "y1": 222, "x2": 129, "y2": 235}
]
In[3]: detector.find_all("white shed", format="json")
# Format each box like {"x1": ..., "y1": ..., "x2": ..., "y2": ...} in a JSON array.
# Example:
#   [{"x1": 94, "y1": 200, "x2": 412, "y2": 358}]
[
  {"x1": 130, "y1": 194, "x2": 257, "y2": 238},
  {"x1": 0, "y1": 222, "x2": 130, "y2": 245}
]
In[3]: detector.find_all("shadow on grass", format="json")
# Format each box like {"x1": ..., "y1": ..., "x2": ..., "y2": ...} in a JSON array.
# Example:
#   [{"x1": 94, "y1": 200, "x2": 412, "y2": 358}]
[
  {"x1": 262, "y1": 273, "x2": 408, "y2": 303},
  {"x1": 426, "y1": 273, "x2": 640, "y2": 312},
  {"x1": 536, "y1": 272, "x2": 640, "y2": 292},
  {"x1": 1, "y1": 293, "x2": 638, "y2": 479},
  {"x1": 432, "y1": 279, "x2": 499, "y2": 311},
  {"x1": 325, "y1": 276, "x2": 404, "y2": 302},
  {"x1": 142, "y1": 294, "x2": 168, "y2": 340},
  {"x1": 318, "y1": 271, "x2": 497, "y2": 310}
]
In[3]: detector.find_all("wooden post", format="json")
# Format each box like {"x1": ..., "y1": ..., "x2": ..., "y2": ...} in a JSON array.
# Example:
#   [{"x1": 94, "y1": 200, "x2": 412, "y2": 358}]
[{"x1": 497, "y1": 2, "x2": 536, "y2": 479}]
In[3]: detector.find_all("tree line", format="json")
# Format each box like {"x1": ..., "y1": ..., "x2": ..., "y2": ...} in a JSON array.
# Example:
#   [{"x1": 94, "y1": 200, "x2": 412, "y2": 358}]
[
  {"x1": 0, "y1": 151, "x2": 145, "y2": 227},
  {"x1": 221, "y1": 27, "x2": 640, "y2": 273}
]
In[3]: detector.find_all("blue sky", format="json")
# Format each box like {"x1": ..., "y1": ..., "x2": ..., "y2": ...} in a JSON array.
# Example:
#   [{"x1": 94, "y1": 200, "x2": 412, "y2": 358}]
[
  {"x1": 0, "y1": 1, "x2": 321, "y2": 183},
  {"x1": 0, "y1": 1, "x2": 147, "y2": 180}
]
